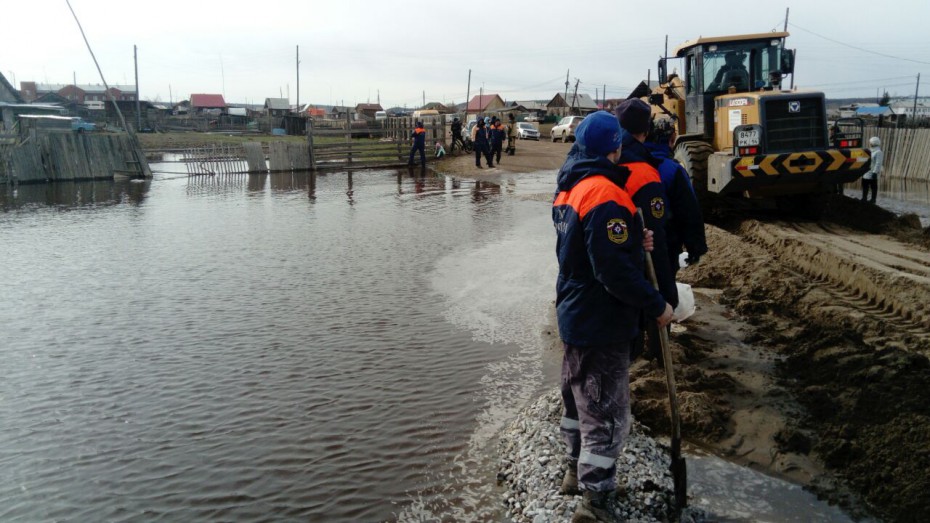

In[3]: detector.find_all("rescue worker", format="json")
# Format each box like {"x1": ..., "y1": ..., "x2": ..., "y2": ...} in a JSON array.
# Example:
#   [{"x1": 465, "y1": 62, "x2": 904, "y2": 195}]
[
  {"x1": 505, "y1": 112, "x2": 517, "y2": 156},
  {"x1": 471, "y1": 117, "x2": 493, "y2": 168},
  {"x1": 450, "y1": 117, "x2": 465, "y2": 154},
  {"x1": 490, "y1": 117, "x2": 506, "y2": 164},
  {"x1": 862, "y1": 136, "x2": 883, "y2": 203},
  {"x1": 614, "y1": 99, "x2": 676, "y2": 363},
  {"x1": 408, "y1": 121, "x2": 426, "y2": 166},
  {"x1": 553, "y1": 110, "x2": 673, "y2": 522},
  {"x1": 644, "y1": 116, "x2": 707, "y2": 280}
]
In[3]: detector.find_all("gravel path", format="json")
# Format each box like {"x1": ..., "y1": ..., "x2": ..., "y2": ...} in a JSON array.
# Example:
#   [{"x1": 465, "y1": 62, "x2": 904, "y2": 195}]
[{"x1": 497, "y1": 389, "x2": 706, "y2": 522}]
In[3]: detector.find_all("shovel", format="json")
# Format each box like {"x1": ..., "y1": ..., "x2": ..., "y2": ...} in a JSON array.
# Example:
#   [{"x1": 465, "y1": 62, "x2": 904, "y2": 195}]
[{"x1": 637, "y1": 209, "x2": 688, "y2": 509}]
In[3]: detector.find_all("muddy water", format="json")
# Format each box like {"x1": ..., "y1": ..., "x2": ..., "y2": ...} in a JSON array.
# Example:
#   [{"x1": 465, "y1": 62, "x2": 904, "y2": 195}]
[
  {"x1": 0, "y1": 164, "x2": 869, "y2": 522},
  {"x1": 845, "y1": 177, "x2": 930, "y2": 226}
]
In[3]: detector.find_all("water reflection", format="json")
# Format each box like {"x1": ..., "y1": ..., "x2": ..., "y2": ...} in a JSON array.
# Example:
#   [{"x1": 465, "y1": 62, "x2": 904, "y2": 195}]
[{"x1": 0, "y1": 179, "x2": 151, "y2": 211}]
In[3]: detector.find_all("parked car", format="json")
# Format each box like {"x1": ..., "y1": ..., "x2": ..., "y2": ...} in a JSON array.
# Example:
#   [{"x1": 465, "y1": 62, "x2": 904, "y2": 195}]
[
  {"x1": 550, "y1": 115, "x2": 586, "y2": 143},
  {"x1": 525, "y1": 114, "x2": 540, "y2": 122},
  {"x1": 70, "y1": 117, "x2": 96, "y2": 132},
  {"x1": 516, "y1": 122, "x2": 539, "y2": 140}
]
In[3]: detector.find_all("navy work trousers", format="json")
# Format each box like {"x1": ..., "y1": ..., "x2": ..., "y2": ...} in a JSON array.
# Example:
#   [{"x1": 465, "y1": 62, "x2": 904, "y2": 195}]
[{"x1": 559, "y1": 341, "x2": 632, "y2": 493}]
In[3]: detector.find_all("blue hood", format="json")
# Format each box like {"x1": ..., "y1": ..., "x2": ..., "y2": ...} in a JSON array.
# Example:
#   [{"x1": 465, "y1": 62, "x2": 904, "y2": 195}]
[
  {"x1": 556, "y1": 143, "x2": 630, "y2": 193},
  {"x1": 643, "y1": 141, "x2": 673, "y2": 161}
]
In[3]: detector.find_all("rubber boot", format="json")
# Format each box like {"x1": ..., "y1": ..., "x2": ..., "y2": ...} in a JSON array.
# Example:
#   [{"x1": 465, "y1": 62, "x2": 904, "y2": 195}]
[
  {"x1": 560, "y1": 468, "x2": 580, "y2": 495},
  {"x1": 571, "y1": 490, "x2": 613, "y2": 523}
]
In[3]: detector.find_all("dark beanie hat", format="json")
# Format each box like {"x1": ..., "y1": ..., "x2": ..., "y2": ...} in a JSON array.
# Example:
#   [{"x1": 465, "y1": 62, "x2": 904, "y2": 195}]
[
  {"x1": 574, "y1": 111, "x2": 622, "y2": 157},
  {"x1": 615, "y1": 99, "x2": 651, "y2": 135}
]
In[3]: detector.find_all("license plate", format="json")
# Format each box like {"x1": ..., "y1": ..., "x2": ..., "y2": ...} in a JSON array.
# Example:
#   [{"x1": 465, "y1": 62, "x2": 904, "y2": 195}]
[{"x1": 737, "y1": 129, "x2": 760, "y2": 147}]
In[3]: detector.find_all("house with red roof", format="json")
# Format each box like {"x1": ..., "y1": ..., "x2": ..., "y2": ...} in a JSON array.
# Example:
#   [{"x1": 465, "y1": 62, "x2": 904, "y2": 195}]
[
  {"x1": 190, "y1": 93, "x2": 227, "y2": 114},
  {"x1": 466, "y1": 93, "x2": 505, "y2": 118}
]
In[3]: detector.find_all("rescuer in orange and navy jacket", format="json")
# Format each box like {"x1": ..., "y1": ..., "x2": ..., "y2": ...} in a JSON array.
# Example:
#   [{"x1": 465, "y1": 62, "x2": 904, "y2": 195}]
[
  {"x1": 553, "y1": 111, "x2": 672, "y2": 512},
  {"x1": 615, "y1": 99, "x2": 677, "y2": 310},
  {"x1": 553, "y1": 110, "x2": 670, "y2": 344},
  {"x1": 408, "y1": 121, "x2": 426, "y2": 166}
]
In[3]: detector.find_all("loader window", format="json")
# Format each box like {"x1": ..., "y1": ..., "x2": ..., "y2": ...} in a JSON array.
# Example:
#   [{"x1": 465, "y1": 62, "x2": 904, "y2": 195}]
[
  {"x1": 705, "y1": 50, "x2": 749, "y2": 92},
  {"x1": 685, "y1": 55, "x2": 696, "y2": 94}
]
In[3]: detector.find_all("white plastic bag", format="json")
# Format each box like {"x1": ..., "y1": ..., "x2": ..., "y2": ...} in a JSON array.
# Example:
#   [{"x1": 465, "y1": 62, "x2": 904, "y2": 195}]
[{"x1": 672, "y1": 282, "x2": 696, "y2": 322}]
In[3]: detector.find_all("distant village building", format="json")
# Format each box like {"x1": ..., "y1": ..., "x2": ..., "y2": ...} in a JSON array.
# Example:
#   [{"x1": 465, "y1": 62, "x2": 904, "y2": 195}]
[
  {"x1": 466, "y1": 93, "x2": 505, "y2": 118},
  {"x1": 890, "y1": 98, "x2": 930, "y2": 121},
  {"x1": 548, "y1": 92, "x2": 598, "y2": 117},
  {"x1": 0, "y1": 73, "x2": 24, "y2": 103},
  {"x1": 19, "y1": 82, "x2": 137, "y2": 105},
  {"x1": 264, "y1": 98, "x2": 290, "y2": 117},
  {"x1": 355, "y1": 103, "x2": 383, "y2": 119},
  {"x1": 510, "y1": 100, "x2": 547, "y2": 119},
  {"x1": 190, "y1": 94, "x2": 227, "y2": 115},
  {"x1": 330, "y1": 106, "x2": 355, "y2": 120}
]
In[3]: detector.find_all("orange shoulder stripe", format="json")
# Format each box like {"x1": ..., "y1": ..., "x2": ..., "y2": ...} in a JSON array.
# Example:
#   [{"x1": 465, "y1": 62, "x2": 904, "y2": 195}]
[
  {"x1": 623, "y1": 162, "x2": 661, "y2": 197},
  {"x1": 553, "y1": 175, "x2": 636, "y2": 219}
]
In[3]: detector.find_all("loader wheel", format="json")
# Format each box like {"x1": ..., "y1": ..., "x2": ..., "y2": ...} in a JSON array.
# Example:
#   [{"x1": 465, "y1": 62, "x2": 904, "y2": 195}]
[{"x1": 674, "y1": 141, "x2": 715, "y2": 216}]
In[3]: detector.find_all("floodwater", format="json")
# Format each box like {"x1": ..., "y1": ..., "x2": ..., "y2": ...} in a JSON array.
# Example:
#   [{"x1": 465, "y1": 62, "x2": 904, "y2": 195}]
[
  {"x1": 845, "y1": 177, "x2": 930, "y2": 226},
  {"x1": 0, "y1": 162, "x2": 877, "y2": 522}
]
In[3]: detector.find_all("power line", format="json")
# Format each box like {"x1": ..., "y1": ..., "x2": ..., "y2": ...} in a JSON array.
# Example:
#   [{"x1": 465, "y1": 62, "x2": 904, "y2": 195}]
[{"x1": 789, "y1": 22, "x2": 930, "y2": 66}]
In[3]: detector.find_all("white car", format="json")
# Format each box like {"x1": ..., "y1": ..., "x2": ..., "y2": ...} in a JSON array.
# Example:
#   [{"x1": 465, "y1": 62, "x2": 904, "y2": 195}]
[
  {"x1": 525, "y1": 114, "x2": 540, "y2": 122},
  {"x1": 516, "y1": 122, "x2": 539, "y2": 140},
  {"x1": 551, "y1": 115, "x2": 586, "y2": 143}
]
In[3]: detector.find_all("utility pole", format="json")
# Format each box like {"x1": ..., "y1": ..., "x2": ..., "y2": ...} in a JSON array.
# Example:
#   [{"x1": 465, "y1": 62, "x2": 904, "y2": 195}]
[
  {"x1": 564, "y1": 69, "x2": 569, "y2": 111},
  {"x1": 134, "y1": 45, "x2": 140, "y2": 132},
  {"x1": 465, "y1": 69, "x2": 471, "y2": 120},
  {"x1": 423, "y1": 90, "x2": 425, "y2": 108},
  {"x1": 913, "y1": 73, "x2": 921, "y2": 125},
  {"x1": 296, "y1": 45, "x2": 300, "y2": 111},
  {"x1": 571, "y1": 79, "x2": 580, "y2": 115}
]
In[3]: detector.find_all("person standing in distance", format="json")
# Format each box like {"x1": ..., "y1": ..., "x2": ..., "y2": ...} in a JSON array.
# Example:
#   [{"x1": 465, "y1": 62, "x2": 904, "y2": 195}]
[
  {"x1": 449, "y1": 117, "x2": 465, "y2": 154},
  {"x1": 408, "y1": 121, "x2": 426, "y2": 167},
  {"x1": 505, "y1": 112, "x2": 517, "y2": 156},
  {"x1": 552, "y1": 110, "x2": 673, "y2": 522},
  {"x1": 490, "y1": 117, "x2": 506, "y2": 164},
  {"x1": 862, "y1": 136, "x2": 883, "y2": 203},
  {"x1": 471, "y1": 117, "x2": 493, "y2": 168}
]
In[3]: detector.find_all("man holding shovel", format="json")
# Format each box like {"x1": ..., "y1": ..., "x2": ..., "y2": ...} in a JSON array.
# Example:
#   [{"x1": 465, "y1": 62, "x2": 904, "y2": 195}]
[{"x1": 552, "y1": 111, "x2": 673, "y2": 522}]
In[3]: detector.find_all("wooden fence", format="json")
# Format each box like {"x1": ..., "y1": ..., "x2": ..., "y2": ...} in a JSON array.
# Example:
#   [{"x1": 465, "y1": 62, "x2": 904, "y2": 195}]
[
  {"x1": 181, "y1": 141, "x2": 311, "y2": 176},
  {"x1": 864, "y1": 125, "x2": 930, "y2": 184},
  {"x1": 2, "y1": 132, "x2": 151, "y2": 184},
  {"x1": 308, "y1": 115, "x2": 450, "y2": 171}
]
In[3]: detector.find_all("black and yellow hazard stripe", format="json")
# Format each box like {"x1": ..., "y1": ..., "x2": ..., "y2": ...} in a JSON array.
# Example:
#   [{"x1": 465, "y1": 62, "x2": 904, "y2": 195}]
[{"x1": 734, "y1": 148, "x2": 869, "y2": 177}]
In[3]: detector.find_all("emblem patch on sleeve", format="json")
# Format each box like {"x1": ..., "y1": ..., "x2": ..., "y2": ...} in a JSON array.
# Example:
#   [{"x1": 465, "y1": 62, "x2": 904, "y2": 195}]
[
  {"x1": 606, "y1": 218, "x2": 629, "y2": 244},
  {"x1": 650, "y1": 197, "x2": 665, "y2": 219}
]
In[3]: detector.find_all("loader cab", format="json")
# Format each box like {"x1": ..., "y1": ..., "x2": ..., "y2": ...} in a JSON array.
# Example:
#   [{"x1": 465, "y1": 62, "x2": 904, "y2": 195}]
[{"x1": 659, "y1": 32, "x2": 795, "y2": 140}]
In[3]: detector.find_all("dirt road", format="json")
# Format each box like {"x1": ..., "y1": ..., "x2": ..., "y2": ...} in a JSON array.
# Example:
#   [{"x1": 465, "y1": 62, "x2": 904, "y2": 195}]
[{"x1": 435, "y1": 140, "x2": 930, "y2": 521}]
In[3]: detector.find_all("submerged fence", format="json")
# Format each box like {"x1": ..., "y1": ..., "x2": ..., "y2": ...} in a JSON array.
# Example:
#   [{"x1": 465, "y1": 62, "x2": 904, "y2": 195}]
[
  {"x1": 2, "y1": 132, "x2": 151, "y2": 184},
  {"x1": 308, "y1": 116, "x2": 448, "y2": 170}
]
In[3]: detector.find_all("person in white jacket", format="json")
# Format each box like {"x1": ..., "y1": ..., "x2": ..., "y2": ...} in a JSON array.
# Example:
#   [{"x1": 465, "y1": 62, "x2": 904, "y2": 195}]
[{"x1": 862, "y1": 136, "x2": 884, "y2": 203}]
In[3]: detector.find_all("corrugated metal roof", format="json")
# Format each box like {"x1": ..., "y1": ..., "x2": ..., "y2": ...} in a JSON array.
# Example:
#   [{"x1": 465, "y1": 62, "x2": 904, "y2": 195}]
[
  {"x1": 265, "y1": 98, "x2": 290, "y2": 110},
  {"x1": 467, "y1": 94, "x2": 502, "y2": 111},
  {"x1": 191, "y1": 94, "x2": 227, "y2": 108},
  {"x1": 856, "y1": 106, "x2": 893, "y2": 116}
]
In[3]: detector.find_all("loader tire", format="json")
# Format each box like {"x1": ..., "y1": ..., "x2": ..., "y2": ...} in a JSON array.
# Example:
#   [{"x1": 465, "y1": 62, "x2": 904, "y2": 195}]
[{"x1": 674, "y1": 141, "x2": 715, "y2": 216}]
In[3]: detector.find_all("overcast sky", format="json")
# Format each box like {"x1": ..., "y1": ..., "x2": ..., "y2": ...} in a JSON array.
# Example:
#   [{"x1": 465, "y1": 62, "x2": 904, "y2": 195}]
[{"x1": 5, "y1": 0, "x2": 928, "y2": 108}]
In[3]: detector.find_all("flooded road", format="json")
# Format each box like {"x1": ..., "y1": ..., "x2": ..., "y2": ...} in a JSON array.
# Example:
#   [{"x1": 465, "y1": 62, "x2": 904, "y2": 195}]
[{"x1": 1, "y1": 163, "x2": 894, "y2": 521}]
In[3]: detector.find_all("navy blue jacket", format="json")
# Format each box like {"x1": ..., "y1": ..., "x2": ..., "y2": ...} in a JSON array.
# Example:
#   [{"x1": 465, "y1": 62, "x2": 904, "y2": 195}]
[
  {"x1": 618, "y1": 134, "x2": 678, "y2": 307},
  {"x1": 553, "y1": 144, "x2": 667, "y2": 347},
  {"x1": 644, "y1": 142, "x2": 708, "y2": 266},
  {"x1": 411, "y1": 126, "x2": 426, "y2": 149},
  {"x1": 490, "y1": 123, "x2": 506, "y2": 146},
  {"x1": 472, "y1": 124, "x2": 490, "y2": 150}
]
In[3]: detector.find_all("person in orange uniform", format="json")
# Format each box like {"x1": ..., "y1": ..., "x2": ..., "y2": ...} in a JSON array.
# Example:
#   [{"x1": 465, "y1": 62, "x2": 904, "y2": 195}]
[
  {"x1": 614, "y1": 99, "x2": 677, "y2": 364},
  {"x1": 552, "y1": 110, "x2": 673, "y2": 522},
  {"x1": 408, "y1": 121, "x2": 426, "y2": 166}
]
